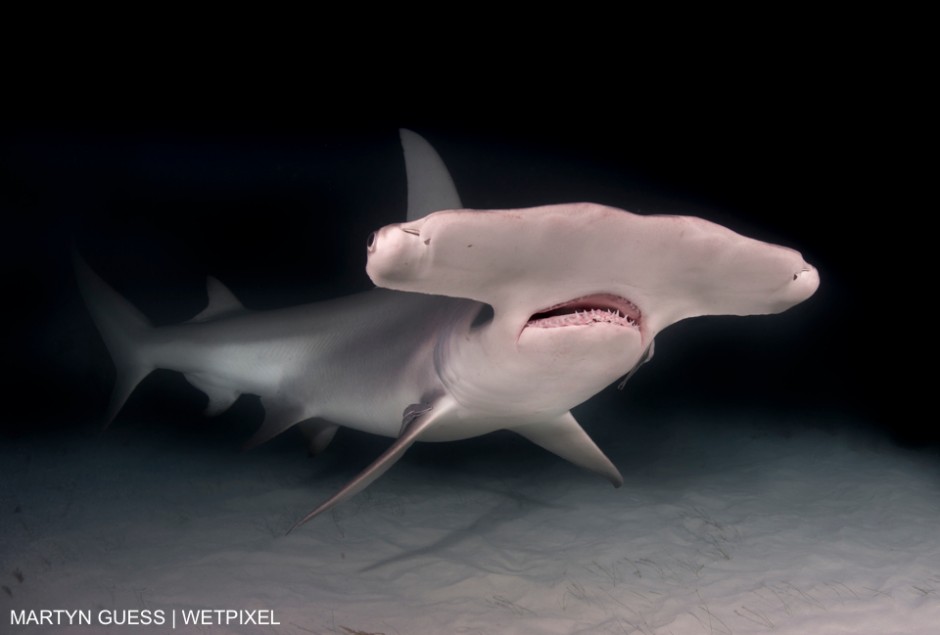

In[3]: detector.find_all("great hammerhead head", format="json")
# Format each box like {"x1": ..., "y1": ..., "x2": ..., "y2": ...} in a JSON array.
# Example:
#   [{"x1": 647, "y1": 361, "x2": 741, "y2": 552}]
[{"x1": 75, "y1": 130, "x2": 819, "y2": 531}]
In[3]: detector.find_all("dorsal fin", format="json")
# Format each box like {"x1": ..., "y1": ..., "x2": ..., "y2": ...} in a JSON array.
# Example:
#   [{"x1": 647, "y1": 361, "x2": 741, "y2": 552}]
[
  {"x1": 188, "y1": 276, "x2": 245, "y2": 323},
  {"x1": 400, "y1": 129, "x2": 462, "y2": 221}
]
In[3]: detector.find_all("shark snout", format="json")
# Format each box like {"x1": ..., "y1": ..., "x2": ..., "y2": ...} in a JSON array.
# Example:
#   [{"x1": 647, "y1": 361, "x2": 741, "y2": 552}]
[
  {"x1": 776, "y1": 262, "x2": 820, "y2": 311},
  {"x1": 366, "y1": 222, "x2": 429, "y2": 288},
  {"x1": 794, "y1": 263, "x2": 820, "y2": 297},
  {"x1": 366, "y1": 223, "x2": 422, "y2": 257}
]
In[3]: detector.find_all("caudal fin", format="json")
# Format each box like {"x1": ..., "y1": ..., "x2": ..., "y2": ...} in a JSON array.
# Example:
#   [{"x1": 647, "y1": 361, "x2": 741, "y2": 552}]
[{"x1": 72, "y1": 249, "x2": 154, "y2": 427}]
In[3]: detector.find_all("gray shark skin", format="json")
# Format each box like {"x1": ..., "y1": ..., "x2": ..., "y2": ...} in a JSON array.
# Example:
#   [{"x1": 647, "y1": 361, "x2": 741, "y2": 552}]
[{"x1": 75, "y1": 130, "x2": 820, "y2": 531}]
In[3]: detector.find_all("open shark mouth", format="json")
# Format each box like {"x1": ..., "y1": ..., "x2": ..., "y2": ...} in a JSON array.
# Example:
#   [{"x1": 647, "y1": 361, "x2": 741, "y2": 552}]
[{"x1": 525, "y1": 294, "x2": 641, "y2": 329}]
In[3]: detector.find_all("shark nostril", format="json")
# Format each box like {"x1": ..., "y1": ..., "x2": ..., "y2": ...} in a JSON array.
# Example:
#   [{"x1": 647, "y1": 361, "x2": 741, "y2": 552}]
[
  {"x1": 793, "y1": 267, "x2": 814, "y2": 281},
  {"x1": 367, "y1": 232, "x2": 377, "y2": 252}
]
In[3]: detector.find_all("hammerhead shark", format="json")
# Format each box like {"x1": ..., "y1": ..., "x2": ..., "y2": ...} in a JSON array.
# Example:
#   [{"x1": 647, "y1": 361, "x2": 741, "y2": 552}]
[{"x1": 75, "y1": 130, "x2": 819, "y2": 531}]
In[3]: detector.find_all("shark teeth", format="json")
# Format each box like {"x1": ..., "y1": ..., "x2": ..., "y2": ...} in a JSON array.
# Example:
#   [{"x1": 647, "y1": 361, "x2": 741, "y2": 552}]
[{"x1": 525, "y1": 294, "x2": 641, "y2": 330}]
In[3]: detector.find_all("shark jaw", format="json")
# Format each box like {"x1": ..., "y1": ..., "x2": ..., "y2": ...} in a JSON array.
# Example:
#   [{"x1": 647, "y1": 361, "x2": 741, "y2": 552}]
[{"x1": 525, "y1": 293, "x2": 641, "y2": 330}]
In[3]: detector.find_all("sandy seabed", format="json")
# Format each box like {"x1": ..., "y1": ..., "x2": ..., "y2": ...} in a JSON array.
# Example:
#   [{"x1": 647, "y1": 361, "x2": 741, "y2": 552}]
[{"x1": 2, "y1": 406, "x2": 938, "y2": 635}]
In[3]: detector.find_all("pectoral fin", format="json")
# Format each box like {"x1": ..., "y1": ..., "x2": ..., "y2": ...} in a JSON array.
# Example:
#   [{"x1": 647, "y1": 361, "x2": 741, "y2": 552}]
[
  {"x1": 617, "y1": 340, "x2": 656, "y2": 390},
  {"x1": 513, "y1": 412, "x2": 623, "y2": 487},
  {"x1": 287, "y1": 397, "x2": 455, "y2": 533}
]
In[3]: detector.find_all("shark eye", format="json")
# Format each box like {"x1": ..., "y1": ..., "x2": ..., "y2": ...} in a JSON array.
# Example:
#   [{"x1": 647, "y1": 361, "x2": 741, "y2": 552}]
[{"x1": 367, "y1": 232, "x2": 377, "y2": 252}]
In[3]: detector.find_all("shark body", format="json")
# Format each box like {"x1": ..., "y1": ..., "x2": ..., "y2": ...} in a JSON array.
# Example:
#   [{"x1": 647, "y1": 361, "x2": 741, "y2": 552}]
[{"x1": 76, "y1": 130, "x2": 819, "y2": 530}]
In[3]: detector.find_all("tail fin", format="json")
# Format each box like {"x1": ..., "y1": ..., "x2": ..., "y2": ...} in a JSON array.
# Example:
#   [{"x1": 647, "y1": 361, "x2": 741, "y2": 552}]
[{"x1": 72, "y1": 249, "x2": 154, "y2": 427}]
